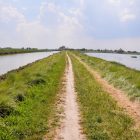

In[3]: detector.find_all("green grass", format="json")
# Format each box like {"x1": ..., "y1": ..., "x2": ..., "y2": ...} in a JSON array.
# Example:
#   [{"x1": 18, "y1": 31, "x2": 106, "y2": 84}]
[
  {"x1": 73, "y1": 51, "x2": 140, "y2": 101},
  {"x1": 0, "y1": 52, "x2": 66, "y2": 139},
  {"x1": 70, "y1": 53, "x2": 140, "y2": 140}
]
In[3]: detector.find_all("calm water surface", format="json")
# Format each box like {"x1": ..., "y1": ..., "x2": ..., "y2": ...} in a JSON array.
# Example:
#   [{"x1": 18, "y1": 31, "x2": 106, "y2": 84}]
[
  {"x1": 86, "y1": 53, "x2": 140, "y2": 71},
  {"x1": 0, "y1": 51, "x2": 57, "y2": 75}
]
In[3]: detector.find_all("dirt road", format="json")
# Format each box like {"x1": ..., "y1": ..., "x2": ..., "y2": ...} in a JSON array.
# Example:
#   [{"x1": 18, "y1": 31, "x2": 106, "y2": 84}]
[
  {"x1": 55, "y1": 54, "x2": 85, "y2": 140},
  {"x1": 73, "y1": 54, "x2": 140, "y2": 129}
]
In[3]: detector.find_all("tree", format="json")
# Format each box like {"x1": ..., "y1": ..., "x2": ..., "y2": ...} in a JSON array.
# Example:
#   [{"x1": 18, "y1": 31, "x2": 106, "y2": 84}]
[{"x1": 59, "y1": 46, "x2": 66, "y2": 50}]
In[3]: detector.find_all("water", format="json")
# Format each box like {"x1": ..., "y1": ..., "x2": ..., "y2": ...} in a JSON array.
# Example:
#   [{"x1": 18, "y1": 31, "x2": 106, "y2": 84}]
[
  {"x1": 0, "y1": 51, "x2": 57, "y2": 75},
  {"x1": 86, "y1": 53, "x2": 140, "y2": 71}
]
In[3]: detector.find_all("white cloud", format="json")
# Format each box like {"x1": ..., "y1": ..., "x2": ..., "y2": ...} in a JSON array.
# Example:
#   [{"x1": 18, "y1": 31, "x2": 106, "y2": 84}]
[
  {"x1": 39, "y1": 1, "x2": 83, "y2": 37},
  {"x1": 120, "y1": 8, "x2": 136, "y2": 22},
  {"x1": 0, "y1": 0, "x2": 87, "y2": 48},
  {"x1": 128, "y1": 0, "x2": 135, "y2": 5},
  {"x1": 16, "y1": 21, "x2": 54, "y2": 48},
  {"x1": 108, "y1": 0, "x2": 136, "y2": 22},
  {"x1": 0, "y1": 5, "x2": 25, "y2": 23},
  {"x1": 108, "y1": 0, "x2": 121, "y2": 5},
  {"x1": 47, "y1": 2, "x2": 58, "y2": 13},
  {"x1": 39, "y1": 2, "x2": 59, "y2": 19},
  {"x1": 108, "y1": 0, "x2": 135, "y2": 5},
  {"x1": 0, "y1": 0, "x2": 139, "y2": 51},
  {"x1": 79, "y1": 0, "x2": 85, "y2": 8},
  {"x1": 15, "y1": 1, "x2": 83, "y2": 48}
]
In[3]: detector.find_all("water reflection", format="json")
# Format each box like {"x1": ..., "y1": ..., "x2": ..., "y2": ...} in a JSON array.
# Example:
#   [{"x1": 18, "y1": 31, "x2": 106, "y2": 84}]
[{"x1": 0, "y1": 52, "x2": 57, "y2": 75}]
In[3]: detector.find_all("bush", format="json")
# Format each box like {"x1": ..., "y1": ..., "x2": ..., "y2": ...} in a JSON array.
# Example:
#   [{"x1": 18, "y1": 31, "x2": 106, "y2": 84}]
[
  {"x1": 27, "y1": 78, "x2": 46, "y2": 86},
  {"x1": 15, "y1": 93, "x2": 25, "y2": 102},
  {"x1": 0, "y1": 96, "x2": 15, "y2": 118}
]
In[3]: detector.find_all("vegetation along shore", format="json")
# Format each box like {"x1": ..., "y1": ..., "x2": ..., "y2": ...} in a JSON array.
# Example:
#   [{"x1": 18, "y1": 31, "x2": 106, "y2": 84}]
[{"x1": 0, "y1": 47, "x2": 57, "y2": 55}]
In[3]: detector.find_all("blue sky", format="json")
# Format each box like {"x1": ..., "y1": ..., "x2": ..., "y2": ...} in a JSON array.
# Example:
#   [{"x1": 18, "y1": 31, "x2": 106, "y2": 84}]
[{"x1": 0, "y1": 0, "x2": 140, "y2": 51}]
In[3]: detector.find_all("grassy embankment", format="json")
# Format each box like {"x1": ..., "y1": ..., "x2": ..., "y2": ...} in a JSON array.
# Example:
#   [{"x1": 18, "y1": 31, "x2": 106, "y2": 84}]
[
  {"x1": 70, "y1": 53, "x2": 140, "y2": 139},
  {"x1": 0, "y1": 52, "x2": 66, "y2": 139},
  {"x1": 73, "y1": 51, "x2": 140, "y2": 101}
]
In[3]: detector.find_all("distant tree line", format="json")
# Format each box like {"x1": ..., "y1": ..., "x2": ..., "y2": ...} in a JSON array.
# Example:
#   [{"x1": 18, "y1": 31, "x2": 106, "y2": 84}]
[
  {"x1": 1, "y1": 46, "x2": 139, "y2": 55},
  {"x1": 0, "y1": 47, "x2": 54, "y2": 55},
  {"x1": 58, "y1": 46, "x2": 140, "y2": 54}
]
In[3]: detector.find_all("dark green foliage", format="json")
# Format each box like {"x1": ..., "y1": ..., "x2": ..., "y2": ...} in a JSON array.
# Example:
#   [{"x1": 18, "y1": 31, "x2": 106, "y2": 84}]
[
  {"x1": 15, "y1": 93, "x2": 25, "y2": 102},
  {"x1": 0, "y1": 104, "x2": 14, "y2": 118},
  {"x1": 27, "y1": 78, "x2": 46, "y2": 86}
]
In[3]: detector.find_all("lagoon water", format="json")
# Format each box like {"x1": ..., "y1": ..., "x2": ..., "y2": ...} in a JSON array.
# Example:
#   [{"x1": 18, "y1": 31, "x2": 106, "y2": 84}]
[
  {"x1": 0, "y1": 51, "x2": 57, "y2": 75},
  {"x1": 86, "y1": 53, "x2": 140, "y2": 71}
]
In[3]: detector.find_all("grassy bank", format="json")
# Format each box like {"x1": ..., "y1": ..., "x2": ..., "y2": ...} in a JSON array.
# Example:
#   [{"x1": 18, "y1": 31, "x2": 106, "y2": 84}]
[
  {"x1": 73, "y1": 51, "x2": 140, "y2": 101},
  {"x1": 0, "y1": 52, "x2": 66, "y2": 139},
  {"x1": 70, "y1": 53, "x2": 140, "y2": 139},
  {"x1": 0, "y1": 48, "x2": 49, "y2": 55}
]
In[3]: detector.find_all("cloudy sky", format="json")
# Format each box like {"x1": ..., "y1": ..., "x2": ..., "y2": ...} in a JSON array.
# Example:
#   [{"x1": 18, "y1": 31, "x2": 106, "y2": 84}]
[{"x1": 0, "y1": 0, "x2": 140, "y2": 51}]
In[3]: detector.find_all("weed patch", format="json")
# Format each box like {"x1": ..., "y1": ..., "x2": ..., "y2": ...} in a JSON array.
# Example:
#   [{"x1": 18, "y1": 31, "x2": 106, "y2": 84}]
[
  {"x1": 27, "y1": 78, "x2": 46, "y2": 86},
  {"x1": 0, "y1": 104, "x2": 14, "y2": 118}
]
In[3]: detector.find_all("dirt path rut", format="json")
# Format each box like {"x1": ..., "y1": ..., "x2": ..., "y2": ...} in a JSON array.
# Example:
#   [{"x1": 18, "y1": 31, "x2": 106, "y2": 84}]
[
  {"x1": 73, "y1": 54, "x2": 140, "y2": 129},
  {"x1": 55, "y1": 54, "x2": 85, "y2": 140}
]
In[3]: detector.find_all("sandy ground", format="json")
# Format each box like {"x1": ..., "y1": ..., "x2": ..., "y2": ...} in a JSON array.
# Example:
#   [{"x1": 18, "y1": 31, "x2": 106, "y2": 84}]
[
  {"x1": 74, "y1": 54, "x2": 140, "y2": 129},
  {"x1": 55, "y1": 54, "x2": 85, "y2": 140}
]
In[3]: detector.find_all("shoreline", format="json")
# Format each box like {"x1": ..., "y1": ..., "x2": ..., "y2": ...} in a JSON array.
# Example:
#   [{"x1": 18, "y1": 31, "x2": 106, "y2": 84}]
[
  {"x1": 0, "y1": 50, "x2": 57, "y2": 56},
  {"x1": 0, "y1": 53, "x2": 56, "y2": 81}
]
